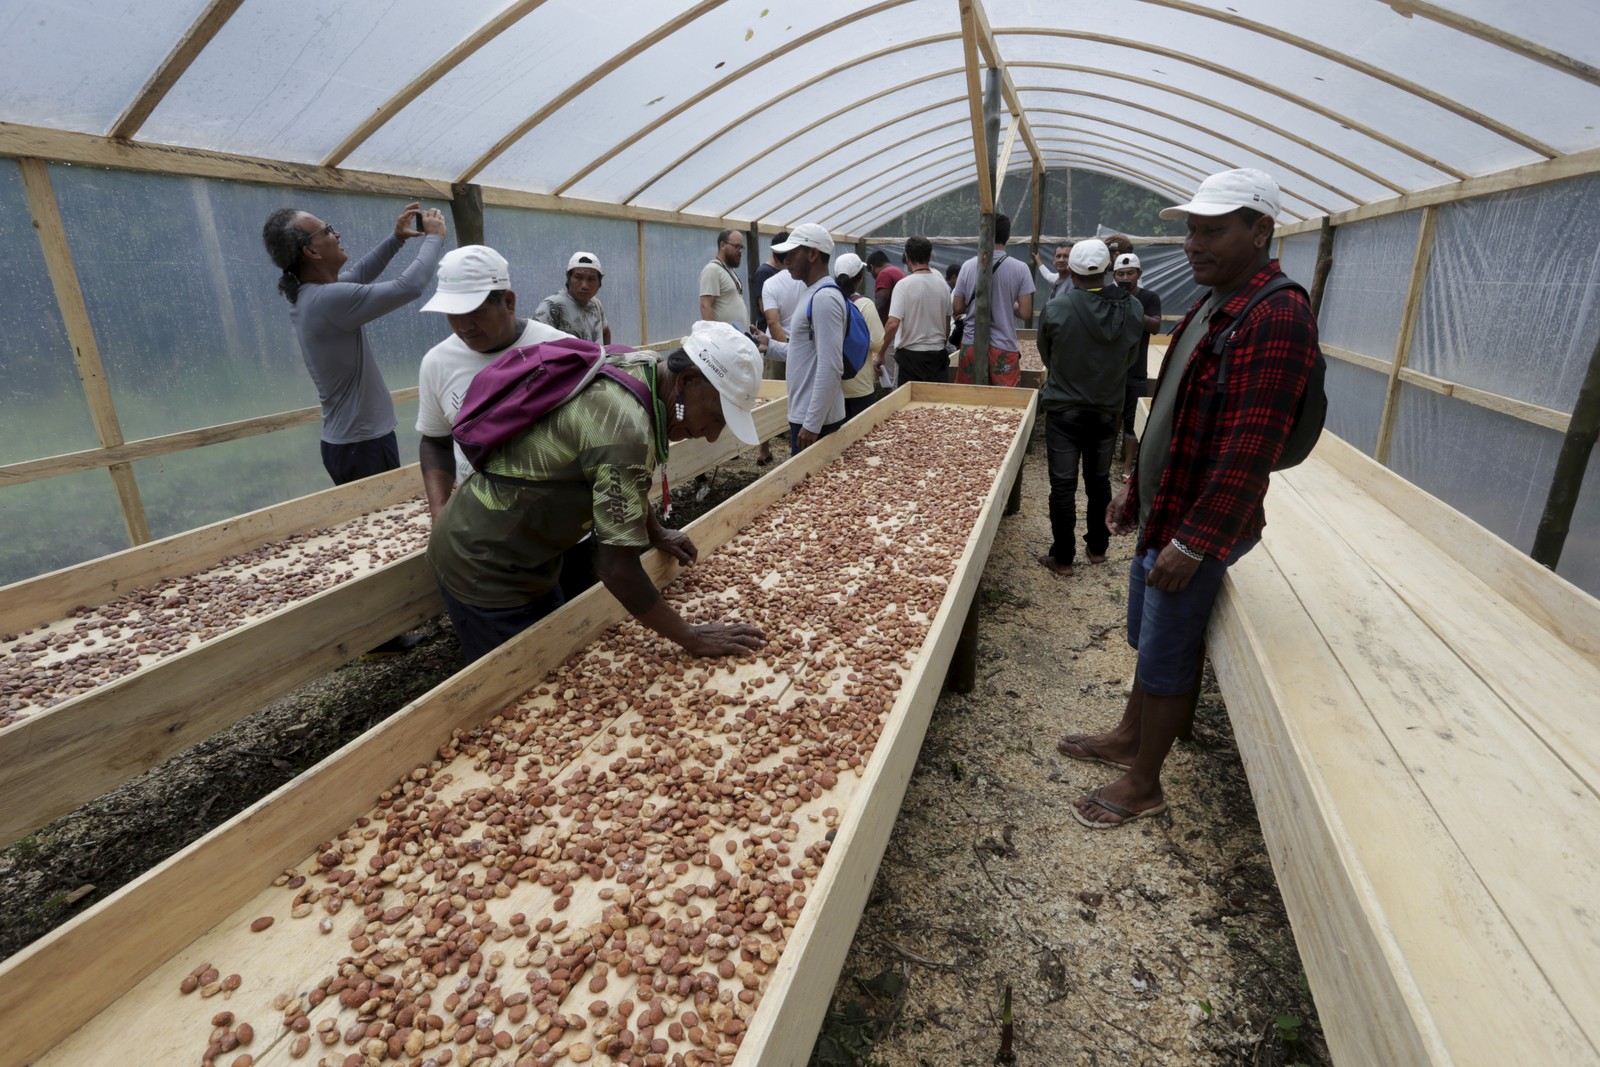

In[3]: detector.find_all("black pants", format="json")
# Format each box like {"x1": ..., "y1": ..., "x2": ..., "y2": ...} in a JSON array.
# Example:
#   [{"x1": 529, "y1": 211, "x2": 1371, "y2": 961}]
[
  {"x1": 788, "y1": 419, "x2": 845, "y2": 453},
  {"x1": 894, "y1": 347, "x2": 950, "y2": 386},
  {"x1": 1045, "y1": 408, "x2": 1117, "y2": 564},
  {"x1": 321, "y1": 431, "x2": 400, "y2": 486},
  {"x1": 1122, "y1": 377, "x2": 1149, "y2": 440},
  {"x1": 843, "y1": 392, "x2": 877, "y2": 421},
  {"x1": 438, "y1": 581, "x2": 565, "y2": 663}
]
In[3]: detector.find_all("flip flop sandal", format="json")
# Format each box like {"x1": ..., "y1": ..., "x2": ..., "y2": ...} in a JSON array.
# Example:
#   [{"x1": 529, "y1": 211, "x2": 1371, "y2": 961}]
[
  {"x1": 1071, "y1": 788, "x2": 1169, "y2": 829},
  {"x1": 1056, "y1": 735, "x2": 1131, "y2": 770}
]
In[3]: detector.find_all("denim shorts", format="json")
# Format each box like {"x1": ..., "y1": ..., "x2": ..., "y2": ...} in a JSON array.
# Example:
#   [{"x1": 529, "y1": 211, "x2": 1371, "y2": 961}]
[{"x1": 1126, "y1": 538, "x2": 1258, "y2": 696}]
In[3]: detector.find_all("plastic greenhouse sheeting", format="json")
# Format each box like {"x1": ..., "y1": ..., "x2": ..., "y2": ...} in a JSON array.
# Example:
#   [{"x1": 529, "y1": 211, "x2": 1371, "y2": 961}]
[
  {"x1": 1317, "y1": 211, "x2": 1422, "y2": 363},
  {"x1": 3, "y1": 0, "x2": 1598, "y2": 234},
  {"x1": 1412, "y1": 175, "x2": 1600, "y2": 414},
  {"x1": 0, "y1": 160, "x2": 97, "y2": 465}
]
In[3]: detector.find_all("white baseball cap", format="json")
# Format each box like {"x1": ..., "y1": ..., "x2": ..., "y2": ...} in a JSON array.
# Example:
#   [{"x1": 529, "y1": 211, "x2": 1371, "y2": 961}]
[
  {"x1": 567, "y1": 251, "x2": 603, "y2": 276},
  {"x1": 773, "y1": 222, "x2": 834, "y2": 257},
  {"x1": 1068, "y1": 239, "x2": 1111, "y2": 275},
  {"x1": 421, "y1": 245, "x2": 510, "y2": 314},
  {"x1": 1114, "y1": 253, "x2": 1141, "y2": 271},
  {"x1": 1159, "y1": 168, "x2": 1281, "y2": 220},
  {"x1": 834, "y1": 252, "x2": 865, "y2": 278},
  {"x1": 682, "y1": 321, "x2": 763, "y2": 444}
]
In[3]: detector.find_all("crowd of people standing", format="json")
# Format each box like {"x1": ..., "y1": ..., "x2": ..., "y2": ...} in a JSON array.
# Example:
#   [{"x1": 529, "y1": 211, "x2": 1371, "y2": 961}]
[{"x1": 261, "y1": 166, "x2": 1323, "y2": 833}]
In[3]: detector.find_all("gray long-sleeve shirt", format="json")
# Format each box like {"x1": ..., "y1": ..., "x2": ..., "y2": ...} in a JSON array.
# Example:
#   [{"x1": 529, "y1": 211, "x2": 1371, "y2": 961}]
[
  {"x1": 765, "y1": 278, "x2": 847, "y2": 433},
  {"x1": 290, "y1": 233, "x2": 445, "y2": 444}
]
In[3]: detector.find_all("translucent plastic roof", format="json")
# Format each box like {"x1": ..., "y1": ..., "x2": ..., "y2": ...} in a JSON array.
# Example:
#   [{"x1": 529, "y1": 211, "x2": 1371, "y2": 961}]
[{"x1": 3, "y1": 0, "x2": 1598, "y2": 235}]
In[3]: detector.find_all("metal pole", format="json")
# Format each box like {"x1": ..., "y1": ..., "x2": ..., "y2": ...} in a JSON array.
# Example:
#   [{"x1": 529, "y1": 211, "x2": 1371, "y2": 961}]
[
  {"x1": 1531, "y1": 329, "x2": 1600, "y2": 568},
  {"x1": 970, "y1": 67, "x2": 1002, "y2": 386}
]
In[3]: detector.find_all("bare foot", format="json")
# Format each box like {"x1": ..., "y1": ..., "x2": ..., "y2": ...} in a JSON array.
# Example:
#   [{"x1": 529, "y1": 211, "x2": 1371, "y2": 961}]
[
  {"x1": 1056, "y1": 734, "x2": 1133, "y2": 769},
  {"x1": 1037, "y1": 553, "x2": 1074, "y2": 576},
  {"x1": 1086, "y1": 552, "x2": 1107, "y2": 564}
]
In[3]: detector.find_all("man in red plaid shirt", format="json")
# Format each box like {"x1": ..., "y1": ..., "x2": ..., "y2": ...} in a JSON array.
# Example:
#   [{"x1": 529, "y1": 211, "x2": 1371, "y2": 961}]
[{"x1": 1057, "y1": 169, "x2": 1321, "y2": 828}]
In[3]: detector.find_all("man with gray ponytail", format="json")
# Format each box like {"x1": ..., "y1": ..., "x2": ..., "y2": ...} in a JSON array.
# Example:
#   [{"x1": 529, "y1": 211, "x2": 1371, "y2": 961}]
[{"x1": 261, "y1": 201, "x2": 447, "y2": 485}]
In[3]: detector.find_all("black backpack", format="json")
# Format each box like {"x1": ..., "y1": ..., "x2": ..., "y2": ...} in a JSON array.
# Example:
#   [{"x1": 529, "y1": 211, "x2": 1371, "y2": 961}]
[{"x1": 1210, "y1": 277, "x2": 1327, "y2": 471}]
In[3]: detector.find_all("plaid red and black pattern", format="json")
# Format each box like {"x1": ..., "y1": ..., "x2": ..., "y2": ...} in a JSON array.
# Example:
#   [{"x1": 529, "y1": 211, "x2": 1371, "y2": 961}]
[{"x1": 1118, "y1": 260, "x2": 1320, "y2": 561}]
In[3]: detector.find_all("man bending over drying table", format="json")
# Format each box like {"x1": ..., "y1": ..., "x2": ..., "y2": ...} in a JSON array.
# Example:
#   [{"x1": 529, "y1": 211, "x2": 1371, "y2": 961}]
[{"x1": 426, "y1": 322, "x2": 769, "y2": 663}]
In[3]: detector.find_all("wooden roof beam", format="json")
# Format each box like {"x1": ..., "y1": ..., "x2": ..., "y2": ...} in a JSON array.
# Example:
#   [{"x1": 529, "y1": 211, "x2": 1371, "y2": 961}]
[
  {"x1": 322, "y1": 0, "x2": 550, "y2": 168},
  {"x1": 108, "y1": 0, "x2": 245, "y2": 141},
  {"x1": 967, "y1": 0, "x2": 1042, "y2": 171}
]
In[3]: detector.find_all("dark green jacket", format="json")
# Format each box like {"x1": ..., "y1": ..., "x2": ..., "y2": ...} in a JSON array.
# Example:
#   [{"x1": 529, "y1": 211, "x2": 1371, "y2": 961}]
[{"x1": 1037, "y1": 283, "x2": 1144, "y2": 416}]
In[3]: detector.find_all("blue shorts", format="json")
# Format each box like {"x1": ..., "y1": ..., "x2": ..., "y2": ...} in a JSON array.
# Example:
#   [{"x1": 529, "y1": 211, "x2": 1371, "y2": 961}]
[{"x1": 1126, "y1": 539, "x2": 1257, "y2": 696}]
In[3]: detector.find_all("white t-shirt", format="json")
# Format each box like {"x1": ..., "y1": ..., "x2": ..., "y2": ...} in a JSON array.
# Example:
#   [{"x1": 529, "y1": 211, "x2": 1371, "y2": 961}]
[
  {"x1": 761, "y1": 271, "x2": 807, "y2": 334},
  {"x1": 887, "y1": 269, "x2": 953, "y2": 350},
  {"x1": 416, "y1": 318, "x2": 571, "y2": 484}
]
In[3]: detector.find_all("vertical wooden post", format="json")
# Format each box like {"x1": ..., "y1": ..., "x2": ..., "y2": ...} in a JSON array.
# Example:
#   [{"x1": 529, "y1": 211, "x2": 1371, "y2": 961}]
[
  {"x1": 1030, "y1": 164, "x2": 1045, "y2": 325},
  {"x1": 1373, "y1": 206, "x2": 1438, "y2": 466},
  {"x1": 449, "y1": 182, "x2": 485, "y2": 247},
  {"x1": 944, "y1": 595, "x2": 981, "y2": 694},
  {"x1": 18, "y1": 157, "x2": 151, "y2": 545},
  {"x1": 745, "y1": 223, "x2": 761, "y2": 324},
  {"x1": 1004, "y1": 457, "x2": 1024, "y2": 515},
  {"x1": 1308, "y1": 216, "x2": 1336, "y2": 318},
  {"x1": 636, "y1": 220, "x2": 649, "y2": 344},
  {"x1": 969, "y1": 67, "x2": 1003, "y2": 386},
  {"x1": 1531, "y1": 329, "x2": 1600, "y2": 568}
]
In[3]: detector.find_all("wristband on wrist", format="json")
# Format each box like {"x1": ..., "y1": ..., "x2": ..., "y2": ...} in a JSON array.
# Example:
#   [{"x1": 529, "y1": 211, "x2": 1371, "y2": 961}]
[{"x1": 1170, "y1": 537, "x2": 1204, "y2": 562}]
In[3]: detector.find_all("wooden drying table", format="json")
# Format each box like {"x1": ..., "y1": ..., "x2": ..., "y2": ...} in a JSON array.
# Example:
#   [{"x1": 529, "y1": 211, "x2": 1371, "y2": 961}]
[
  {"x1": 2, "y1": 382, "x2": 1035, "y2": 1067},
  {"x1": 0, "y1": 384, "x2": 788, "y2": 848},
  {"x1": 1204, "y1": 434, "x2": 1600, "y2": 1065}
]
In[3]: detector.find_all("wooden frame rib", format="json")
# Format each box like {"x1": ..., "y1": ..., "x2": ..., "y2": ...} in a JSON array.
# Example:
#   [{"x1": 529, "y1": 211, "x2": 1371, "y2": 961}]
[
  {"x1": 558, "y1": 0, "x2": 923, "y2": 200},
  {"x1": 321, "y1": 0, "x2": 550, "y2": 168},
  {"x1": 1014, "y1": 69, "x2": 1408, "y2": 194},
  {"x1": 1323, "y1": 345, "x2": 1572, "y2": 435},
  {"x1": 453, "y1": 0, "x2": 729, "y2": 185},
  {"x1": 1276, "y1": 145, "x2": 1600, "y2": 233},
  {"x1": 1380, "y1": 0, "x2": 1600, "y2": 87},
  {"x1": 959, "y1": 0, "x2": 994, "y2": 216},
  {"x1": 968, "y1": 0, "x2": 1041, "y2": 172},
  {"x1": 1011, "y1": 29, "x2": 1465, "y2": 183},
  {"x1": 18, "y1": 158, "x2": 150, "y2": 545},
  {"x1": 1374, "y1": 204, "x2": 1439, "y2": 465},
  {"x1": 107, "y1": 0, "x2": 245, "y2": 141},
  {"x1": 0, "y1": 389, "x2": 419, "y2": 489},
  {"x1": 750, "y1": 114, "x2": 971, "y2": 223},
  {"x1": 647, "y1": 36, "x2": 963, "y2": 211},
  {"x1": 1028, "y1": 101, "x2": 1359, "y2": 207},
  {"x1": 1134, "y1": 0, "x2": 1558, "y2": 157},
  {"x1": 710, "y1": 92, "x2": 968, "y2": 219}
]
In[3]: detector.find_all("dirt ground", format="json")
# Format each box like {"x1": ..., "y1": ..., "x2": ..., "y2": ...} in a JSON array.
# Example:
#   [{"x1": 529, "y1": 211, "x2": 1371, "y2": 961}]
[{"x1": 0, "y1": 418, "x2": 1325, "y2": 1066}]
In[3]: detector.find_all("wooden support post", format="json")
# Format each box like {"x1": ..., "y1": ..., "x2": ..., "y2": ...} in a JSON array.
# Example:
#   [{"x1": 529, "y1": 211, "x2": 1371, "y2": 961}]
[
  {"x1": 855, "y1": 236, "x2": 867, "y2": 259},
  {"x1": 1374, "y1": 205, "x2": 1439, "y2": 466},
  {"x1": 637, "y1": 220, "x2": 649, "y2": 344},
  {"x1": 449, "y1": 181, "x2": 485, "y2": 247},
  {"x1": 1030, "y1": 165, "x2": 1045, "y2": 326},
  {"x1": 944, "y1": 593, "x2": 981, "y2": 694},
  {"x1": 1531, "y1": 328, "x2": 1600, "y2": 568},
  {"x1": 1004, "y1": 456, "x2": 1024, "y2": 515},
  {"x1": 745, "y1": 222, "x2": 761, "y2": 324},
  {"x1": 1309, "y1": 215, "x2": 1336, "y2": 318},
  {"x1": 18, "y1": 156, "x2": 151, "y2": 545},
  {"x1": 969, "y1": 67, "x2": 1003, "y2": 386}
]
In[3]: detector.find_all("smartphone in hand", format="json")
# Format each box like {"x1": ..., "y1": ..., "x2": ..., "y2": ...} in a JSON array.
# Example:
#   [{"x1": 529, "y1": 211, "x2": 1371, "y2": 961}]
[{"x1": 414, "y1": 211, "x2": 424, "y2": 231}]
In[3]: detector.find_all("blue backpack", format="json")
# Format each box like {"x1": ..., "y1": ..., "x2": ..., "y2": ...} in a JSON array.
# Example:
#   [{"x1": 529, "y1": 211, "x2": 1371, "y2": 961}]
[{"x1": 805, "y1": 281, "x2": 872, "y2": 375}]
